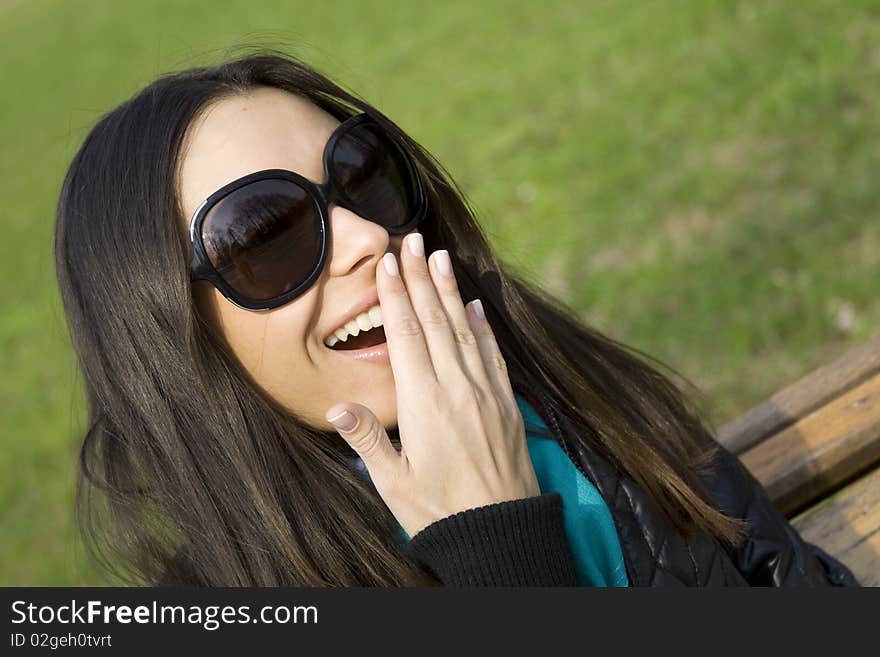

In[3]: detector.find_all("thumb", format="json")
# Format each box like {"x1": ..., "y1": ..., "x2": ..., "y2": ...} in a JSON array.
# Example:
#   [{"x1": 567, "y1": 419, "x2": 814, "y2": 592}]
[{"x1": 325, "y1": 402, "x2": 399, "y2": 480}]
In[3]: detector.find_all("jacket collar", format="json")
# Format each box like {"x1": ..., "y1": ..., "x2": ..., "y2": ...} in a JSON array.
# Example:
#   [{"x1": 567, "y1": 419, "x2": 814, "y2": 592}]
[{"x1": 512, "y1": 384, "x2": 655, "y2": 586}]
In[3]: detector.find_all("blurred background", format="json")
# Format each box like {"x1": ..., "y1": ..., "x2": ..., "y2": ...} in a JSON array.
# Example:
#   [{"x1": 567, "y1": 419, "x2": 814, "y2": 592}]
[{"x1": 1, "y1": 0, "x2": 878, "y2": 585}]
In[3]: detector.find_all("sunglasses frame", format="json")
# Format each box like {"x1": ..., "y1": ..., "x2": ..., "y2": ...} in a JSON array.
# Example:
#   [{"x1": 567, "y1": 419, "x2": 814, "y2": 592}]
[{"x1": 188, "y1": 112, "x2": 427, "y2": 311}]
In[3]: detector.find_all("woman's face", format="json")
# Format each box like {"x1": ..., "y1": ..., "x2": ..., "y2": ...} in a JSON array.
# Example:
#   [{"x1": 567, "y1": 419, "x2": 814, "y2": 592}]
[{"x1": 177, "y1": 87, "x2": 410, "y2": 431}]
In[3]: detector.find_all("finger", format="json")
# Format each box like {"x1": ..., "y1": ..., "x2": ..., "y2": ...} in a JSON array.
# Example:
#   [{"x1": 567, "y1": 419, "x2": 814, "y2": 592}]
[
  {"x1": 465, "y1": 298, "x2": 517, "y2": 405},
  {"x1": 326, "y1": 402, "x2": 402, "y2": 486},
  {"x1": 377, "y1": 250, "x2": 437, "y2": 389},
  {"x1": 399, "y1": 232, "x2": 472, "y2": 385},
  {"x1": 426, "y1": 248, "x2": 494, "y2": 390}
]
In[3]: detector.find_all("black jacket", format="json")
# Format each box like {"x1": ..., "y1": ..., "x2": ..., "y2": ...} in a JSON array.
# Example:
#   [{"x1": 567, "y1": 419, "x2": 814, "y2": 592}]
[{"x1": 405, "y1": 390, "x2": 860, "y2": 587}]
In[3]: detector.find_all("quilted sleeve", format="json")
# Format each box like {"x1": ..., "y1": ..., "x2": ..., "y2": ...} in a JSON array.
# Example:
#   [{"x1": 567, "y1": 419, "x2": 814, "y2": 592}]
[{"x1": 702, "y1": 441, "x2": 860, "y2": 587}]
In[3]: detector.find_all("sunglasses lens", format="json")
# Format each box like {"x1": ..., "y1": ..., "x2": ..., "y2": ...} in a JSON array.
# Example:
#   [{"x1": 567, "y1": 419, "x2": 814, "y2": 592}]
[
  {"x1": 331, "y1": 121, "x2": 417, "y2": 229},
  {"x1": 201, "y1": 179, "x2": 322, "y2": 302}
]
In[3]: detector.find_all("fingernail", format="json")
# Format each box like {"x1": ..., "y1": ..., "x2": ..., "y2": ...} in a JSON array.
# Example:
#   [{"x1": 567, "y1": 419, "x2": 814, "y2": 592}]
[
  {"x1": 435, "y1": 250, "x2": 452, "y2": 277},
  {"x1": 383, "y1": 253, "x2": 399, "y2": 276},
  {"x1": 408, "y1": 232, "x2": 424, "y2": 257},
  {"x1": 328, "y1": 409, "x2": 358, "y2": 432},
  {"x1": 470, "y1": 298, "x2": 486, "y2": 320}
]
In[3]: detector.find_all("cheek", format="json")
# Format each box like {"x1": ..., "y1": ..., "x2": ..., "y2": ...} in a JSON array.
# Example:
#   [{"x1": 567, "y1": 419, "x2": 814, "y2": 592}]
[
  {"x1": 203, "y1": 290, "x2": 400, "y2": 430},
  {"x1": 206, "y1": 289, "x2": 315, "y2": 395}
]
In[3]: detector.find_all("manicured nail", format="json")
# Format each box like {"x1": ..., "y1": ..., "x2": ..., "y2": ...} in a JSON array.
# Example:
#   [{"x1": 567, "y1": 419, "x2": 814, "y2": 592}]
[
  {"x1": 328, "y1": 409, "x2": 358, "y2": 432},
  {"x1": 435, "y1": 250, "x2": 452, "y2": 277},
  {"x1": 383, "y1": 252, "x2": 399, "y2": 276},
  {"x1": 470, "y1": 299, "x2": 486, "y2": 320},
  {"x1": 408, "y1": 232, "x2": 424, "y2": 257}
]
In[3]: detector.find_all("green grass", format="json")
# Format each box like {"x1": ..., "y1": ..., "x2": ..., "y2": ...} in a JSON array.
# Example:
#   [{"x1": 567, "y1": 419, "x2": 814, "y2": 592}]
[{"x1": 1, "y1": 0, "x2": 878, "y2": 585}]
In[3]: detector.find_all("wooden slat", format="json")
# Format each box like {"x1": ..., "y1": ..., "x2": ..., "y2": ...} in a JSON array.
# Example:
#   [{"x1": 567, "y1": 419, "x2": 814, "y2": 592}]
[
  {"x1": 717, "y1": 333, "x2": 880, "y2": 454},
  {"x1": 791, "y1": 465, "x2": 880, "y2": 587},
  {"x1": 739, "y1": 373, "x2": 880, "y2": 517}
]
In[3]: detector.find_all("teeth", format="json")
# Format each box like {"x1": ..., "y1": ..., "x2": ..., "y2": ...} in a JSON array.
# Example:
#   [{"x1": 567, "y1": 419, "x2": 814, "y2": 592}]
[{"x1": 324, "y1": 303, "x2": 384, "y2": 348}]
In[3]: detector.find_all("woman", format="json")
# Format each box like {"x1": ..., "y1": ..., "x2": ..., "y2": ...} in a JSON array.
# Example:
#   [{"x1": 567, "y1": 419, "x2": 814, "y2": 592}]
[{"x1": 55, "y1": 50, "x2": 858, "y2": 587}]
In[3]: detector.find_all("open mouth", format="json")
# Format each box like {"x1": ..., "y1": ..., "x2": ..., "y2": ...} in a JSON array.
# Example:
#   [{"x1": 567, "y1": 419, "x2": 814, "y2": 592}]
[{"x1": 328, "y1": 325, "x2": 387, "y2": 351}]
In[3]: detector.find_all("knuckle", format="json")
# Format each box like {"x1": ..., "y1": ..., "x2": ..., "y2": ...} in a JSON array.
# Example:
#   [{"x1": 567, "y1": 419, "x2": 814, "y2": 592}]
[
  {"x1": 351, "y1": 425, "x2": 381, "y2": 457},
  {"x1": 393, "y1": 315, "x2": 423, "y2": 338},
  {"x1": 420, "y1": 305, "x2": 448, "y2": 329},
  {"x1": 490, "y1": 351, "x2": 508, "y2": 373},
  {"x1": 451, "y1": 326, "x2": 477, "y2": 347}
]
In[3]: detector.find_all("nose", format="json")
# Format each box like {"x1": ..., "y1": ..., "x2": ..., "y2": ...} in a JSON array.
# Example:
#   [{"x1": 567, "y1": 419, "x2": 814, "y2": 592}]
[{"x1": 325, "y1": 203, "x2": 391, "y2": 278}]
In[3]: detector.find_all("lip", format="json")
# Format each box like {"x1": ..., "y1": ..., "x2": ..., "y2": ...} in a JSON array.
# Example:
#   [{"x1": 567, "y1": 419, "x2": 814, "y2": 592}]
[
  {"x1": 323, "y1": 286, "x2": 381, "y2": 345},
  {"x1": 330, "y1": 340, "x2": 389, "y2": 363}
]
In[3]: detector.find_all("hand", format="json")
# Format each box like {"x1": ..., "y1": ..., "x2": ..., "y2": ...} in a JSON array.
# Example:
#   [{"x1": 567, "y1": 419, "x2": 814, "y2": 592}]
[{"x1": 325, "y1": 232, "x2": 540, "y2": 538}]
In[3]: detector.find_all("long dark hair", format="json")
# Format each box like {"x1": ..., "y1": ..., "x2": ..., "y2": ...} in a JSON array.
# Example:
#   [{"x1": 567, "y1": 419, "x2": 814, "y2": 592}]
[{"x1": 54, "y1": 48, "x2": 747, "y2": 586}]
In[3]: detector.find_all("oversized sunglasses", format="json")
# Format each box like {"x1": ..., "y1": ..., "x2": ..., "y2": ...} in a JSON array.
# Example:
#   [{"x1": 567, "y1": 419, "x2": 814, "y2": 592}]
[{"x1": 188, "y1": 113, "x2": 427, "y2": 311}]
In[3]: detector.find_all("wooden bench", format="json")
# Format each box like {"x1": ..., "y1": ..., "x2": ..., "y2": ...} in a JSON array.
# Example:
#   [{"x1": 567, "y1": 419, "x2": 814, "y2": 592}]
[{"x1": 716, "y1": 333, "x2": 880, "y2": 586}]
